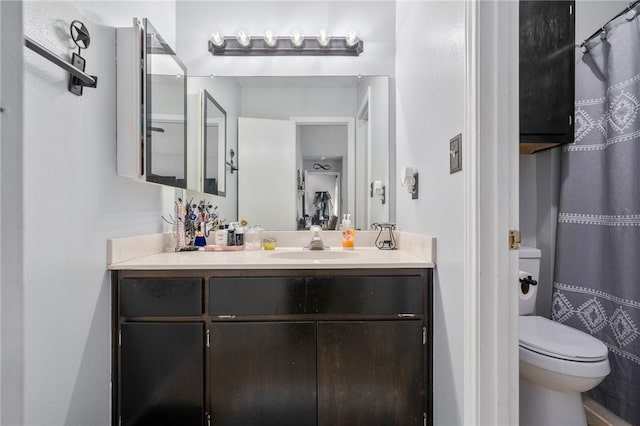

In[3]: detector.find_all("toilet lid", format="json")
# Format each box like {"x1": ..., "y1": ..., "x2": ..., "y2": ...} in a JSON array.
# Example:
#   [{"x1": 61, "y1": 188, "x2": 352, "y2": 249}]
[{"x1": 519, "y1": 316, "x2": 609, "y2": 362}]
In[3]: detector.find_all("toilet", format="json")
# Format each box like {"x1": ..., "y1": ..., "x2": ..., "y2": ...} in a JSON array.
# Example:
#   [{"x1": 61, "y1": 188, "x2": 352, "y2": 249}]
[{"x1": 518, "y1": 246, "x2": 610, "y2": 426}]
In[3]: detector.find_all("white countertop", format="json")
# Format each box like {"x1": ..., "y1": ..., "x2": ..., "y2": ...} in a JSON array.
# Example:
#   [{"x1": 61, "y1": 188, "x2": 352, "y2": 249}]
[{"x1": 108, "y1": 247, "x2": 433, "y2": 270}]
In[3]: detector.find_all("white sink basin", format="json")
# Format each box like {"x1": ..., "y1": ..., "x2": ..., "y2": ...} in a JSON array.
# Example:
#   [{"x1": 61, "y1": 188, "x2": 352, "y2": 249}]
[{"x1": 268, "y1": 250, "x2": 361, "y2": 261}]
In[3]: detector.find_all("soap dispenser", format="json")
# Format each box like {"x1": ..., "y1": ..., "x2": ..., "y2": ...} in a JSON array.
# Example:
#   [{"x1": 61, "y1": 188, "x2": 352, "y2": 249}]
[{"x1": 341, "y1": 214, "x2": 355, "y2": 249}]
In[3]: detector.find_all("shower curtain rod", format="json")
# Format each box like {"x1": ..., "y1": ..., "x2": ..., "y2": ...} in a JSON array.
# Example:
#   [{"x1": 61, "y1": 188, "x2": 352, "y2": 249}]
[{"x1": 579, "y1": 0, "x2": 640, "y2": 48}]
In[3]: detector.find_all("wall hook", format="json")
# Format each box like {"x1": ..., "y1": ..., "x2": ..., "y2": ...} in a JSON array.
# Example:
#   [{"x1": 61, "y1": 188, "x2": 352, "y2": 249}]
[{"x1": 68, "y1": 20, "x2": 98, "y2": 96}]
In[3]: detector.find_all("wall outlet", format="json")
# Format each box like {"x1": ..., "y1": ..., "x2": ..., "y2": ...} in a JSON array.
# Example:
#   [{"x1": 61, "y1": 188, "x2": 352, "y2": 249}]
[{"x1": 450, "y1": 133, "x2": 462, "y2": 174}]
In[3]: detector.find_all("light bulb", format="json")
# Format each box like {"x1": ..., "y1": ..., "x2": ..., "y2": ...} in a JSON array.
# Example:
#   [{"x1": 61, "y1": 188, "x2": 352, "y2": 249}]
[
  {"x1": 290, "y1": 27, "x2": 304, "y2": 47},
  {"x1": 346, "y1": 30, "x2": 360, "y2": 47},
  {"x1": 264, "y1": 28, "x2": 278, "y2": 47},
  {"x1": 318, "y1": 28, "x2": 331, "y2": 47},
  {"x1": 236, "y1": 28, "x2": 251, "y2": 48},
  {"x1": 210, "y1": 29, "x2": 225, "y2": 47}
]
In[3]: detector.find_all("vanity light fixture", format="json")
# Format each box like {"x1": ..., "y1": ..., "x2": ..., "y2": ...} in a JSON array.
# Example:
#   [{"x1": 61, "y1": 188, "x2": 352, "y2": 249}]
[
  {"x1": 290, "y1": 27, "x2": 304, "y2": 47},
  {"x1": 210, "y1": 29, "x2": 225, "y2": 48},
  {"x1": 345, "y1": 30, "x2": 360, "y2": 47},
  {"x1": 318, "y1": 28, "x2": 331, "y2": 47},
  {"x1": 264, "y1": 28, "x2": 278, "y2": 47},
  {"x1": 236, "y1": 28, "x2": 251, "y2": 48},
  {"x1": 208, "y1": 28, "x2": 363, "y2": 56}
]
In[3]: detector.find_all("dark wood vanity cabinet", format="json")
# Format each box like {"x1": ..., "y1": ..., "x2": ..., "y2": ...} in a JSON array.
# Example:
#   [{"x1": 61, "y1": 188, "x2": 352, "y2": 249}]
[
  {"x1": 112, "y1": 269, "x2": 432, "y2": 426},
  {"x1": 520, "y1": 0, "x2": 575, "y2": 154}
]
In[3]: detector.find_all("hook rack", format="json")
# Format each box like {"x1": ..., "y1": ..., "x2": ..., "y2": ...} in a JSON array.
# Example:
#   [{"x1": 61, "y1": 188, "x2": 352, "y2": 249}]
[{"x1": 24, "y1": 20, "x2": 98, "y2": 96}]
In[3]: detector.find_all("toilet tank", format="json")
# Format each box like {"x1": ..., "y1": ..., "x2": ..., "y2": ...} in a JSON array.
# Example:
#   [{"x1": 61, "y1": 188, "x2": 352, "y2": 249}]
[{"x1": 519, "y1": 246, "x2": 541, "y2": 315}]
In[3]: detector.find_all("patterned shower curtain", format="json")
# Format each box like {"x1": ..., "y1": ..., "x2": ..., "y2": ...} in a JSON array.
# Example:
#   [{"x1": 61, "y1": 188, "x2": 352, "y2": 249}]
[{"x1": 551, "y1": 6, "x2": 640, "y2": 425}]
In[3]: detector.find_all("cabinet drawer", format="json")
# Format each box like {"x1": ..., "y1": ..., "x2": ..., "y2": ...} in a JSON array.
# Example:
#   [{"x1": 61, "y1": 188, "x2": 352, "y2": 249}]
[
  {"x1": 209, "y1": 277, "x2": 306, "y2": 316},
  {"x1": 209, "y1": 275, "x2": 424, "y2": 317},
  {"x1": 307, "y1": 276, "x2": 423, "y2": 315},
  {"x1": 120, "y1": 278, "x2": 203, "y2": 316}
]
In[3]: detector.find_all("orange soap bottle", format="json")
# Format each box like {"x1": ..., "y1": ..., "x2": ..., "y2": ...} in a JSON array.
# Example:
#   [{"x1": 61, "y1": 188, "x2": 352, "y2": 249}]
[{"x1": 341, "y1": 214, "x2": 355, "y2": 249}]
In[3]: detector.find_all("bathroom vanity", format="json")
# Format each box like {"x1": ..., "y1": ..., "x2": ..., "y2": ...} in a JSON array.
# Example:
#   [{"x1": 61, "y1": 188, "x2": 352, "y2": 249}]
[{"x1": 109, "y1": 245, "x2": 434, "y2": 426}]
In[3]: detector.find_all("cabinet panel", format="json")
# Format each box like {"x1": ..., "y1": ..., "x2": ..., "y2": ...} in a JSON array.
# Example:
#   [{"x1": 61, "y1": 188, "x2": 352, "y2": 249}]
[
  {"x1": 307, "y1": 276, "x2": 423, "y2": 315},
  {"x1": 520, "y1": 0, "x2": 575, "y2": 147},
  {"x1": 209, "y1": 275, "x2": 423, "y2": 316},
  {"x1": 120, "y1": 322, "x2": 204, "y2": 426},
  {"x1": 209, "y1": 322, "x2": 317, "y2": 426},
  {"x1": 209, "y1": 277, "x2": 307, "y2": 316},
  {"x1": 120, "y1": 278, "x2": 202, "y2": 316},
  {"x1": 317, "y1": 321, "x2": 424, "y2": 426}
]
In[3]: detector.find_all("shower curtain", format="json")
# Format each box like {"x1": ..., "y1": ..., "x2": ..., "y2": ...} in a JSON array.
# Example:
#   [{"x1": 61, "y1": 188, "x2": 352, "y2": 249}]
[{"x1": 551, "y1": 7, "x2": 640, "y2": 424}]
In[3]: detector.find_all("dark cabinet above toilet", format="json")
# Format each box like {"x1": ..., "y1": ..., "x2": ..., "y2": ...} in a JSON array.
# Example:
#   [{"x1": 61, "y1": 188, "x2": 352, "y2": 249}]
[{"x1": 519, "y1": 0, "x2": 576, "y2": 154}]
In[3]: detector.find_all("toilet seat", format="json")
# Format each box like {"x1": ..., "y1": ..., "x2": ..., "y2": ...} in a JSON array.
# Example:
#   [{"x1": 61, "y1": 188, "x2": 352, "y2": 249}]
[{"x1": 519, "y1": 316, "x2": 608, "y2": 362}]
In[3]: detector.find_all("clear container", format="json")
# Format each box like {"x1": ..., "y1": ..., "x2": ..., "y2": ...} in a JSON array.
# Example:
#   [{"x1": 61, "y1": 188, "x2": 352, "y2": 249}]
[{"x1": 244, "y1": 226, "x2": 263, "y2": 250}]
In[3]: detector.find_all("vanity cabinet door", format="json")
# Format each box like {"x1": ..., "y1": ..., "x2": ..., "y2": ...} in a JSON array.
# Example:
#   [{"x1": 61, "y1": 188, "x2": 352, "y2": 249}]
[
  {"x1": 317, "y1": 321, "x2": 424, "y2": 426},
  {"x1": 209, "y1": 322, "x2": 317, "y2": 426},
  {"x1": 119, "y1": 322, "x2": 204, "y2": 426}
]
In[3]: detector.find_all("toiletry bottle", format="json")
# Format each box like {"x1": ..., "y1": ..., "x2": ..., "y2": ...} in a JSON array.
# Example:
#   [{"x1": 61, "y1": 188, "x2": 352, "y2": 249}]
[
  {"x1": 227, "y1": 223, "x2": 236, "y2": 246},
  {"x1": 342, "y1": 214, "x2": 355, "y2": 249},
  {"x1": 235, "y1": 226, "x2": 245, "y2": 246},
  {"x1": 194, "y1": 231, "x2": 207, "y2": 248},
  {"x1": 214, "y1": 225, "x2": 227, "y2": 246}
]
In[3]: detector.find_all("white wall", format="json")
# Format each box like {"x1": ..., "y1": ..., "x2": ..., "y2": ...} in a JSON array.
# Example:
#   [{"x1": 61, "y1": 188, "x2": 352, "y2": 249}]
[
  {"x1": 519, "y1": 0, "x2": 627, "y2": 317},
  {"x1": 241, "y1": 86, "x2": 357, "y2": 119},
  {"x1": 22, "y1": 2, "x2": 176, "y2": 424},
  {"x1": 176, "y1": 0, "x2": 396, "y2": 77},
  {"x1": 395, "y1": 2, "x2": 465, "y2": 424},
  {"x1": 1, "y1": 1, "x2": 24, "y2": 423}
]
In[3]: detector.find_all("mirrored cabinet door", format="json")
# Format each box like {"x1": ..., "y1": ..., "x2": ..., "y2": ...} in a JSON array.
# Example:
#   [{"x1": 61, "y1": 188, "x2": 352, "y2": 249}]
[
  {"x1": 145, "y1": 19, "x2": 187, "y2": 188},
  {"x1": 116, "y1": 18, "x2": 188, "y2": 190},
  {"x1": 201, "y1": 90, "x2": 226, "y2": 196}
]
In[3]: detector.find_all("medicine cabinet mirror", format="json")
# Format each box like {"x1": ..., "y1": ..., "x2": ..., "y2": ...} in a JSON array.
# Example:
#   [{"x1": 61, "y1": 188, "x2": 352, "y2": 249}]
[{"x1": 116, "y1": 18, "x2": 188, "y2": 189}]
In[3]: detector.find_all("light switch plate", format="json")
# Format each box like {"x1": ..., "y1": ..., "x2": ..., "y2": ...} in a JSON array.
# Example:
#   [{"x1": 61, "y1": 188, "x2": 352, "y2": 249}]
[{"x1": 450, "y1": 133, "x2": 462, "y2": 174}]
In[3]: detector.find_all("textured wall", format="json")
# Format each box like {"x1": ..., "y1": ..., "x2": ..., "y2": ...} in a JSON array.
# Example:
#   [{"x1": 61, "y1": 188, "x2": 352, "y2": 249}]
[
  {"x1": 22, "y1": 2, "x2": 175, "y2": 424},
  {"x1": 395, "y1": 2, "x2": 466, "y2": 424}
]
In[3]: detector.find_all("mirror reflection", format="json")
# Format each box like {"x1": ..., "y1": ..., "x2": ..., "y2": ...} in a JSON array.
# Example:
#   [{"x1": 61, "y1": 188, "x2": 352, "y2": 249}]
[
  {"x1": 144, "y1": 18, "x2": 187, "y2": 188},
  {"x1": 186, "y1": 75, "x2": 390, "y2": 230},
  {"x1": 202, "y1": 90, "x2": 226, "y2": 196}
]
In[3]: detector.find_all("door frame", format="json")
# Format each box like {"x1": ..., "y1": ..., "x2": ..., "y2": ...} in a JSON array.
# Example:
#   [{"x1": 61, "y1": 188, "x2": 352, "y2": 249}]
[
  {"x1": 290, "y1": 116, "x2": 356, "y2": 226},
  {"x1": 464, "y1": 1, "x2": 520, "y2": 425},
  {"x1": 356, "y1": 89, "x2": 371, "y2": 228}
]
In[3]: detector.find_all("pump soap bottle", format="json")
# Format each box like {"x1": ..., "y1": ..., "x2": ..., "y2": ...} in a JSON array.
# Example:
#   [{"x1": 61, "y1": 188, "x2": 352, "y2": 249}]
[{"x1": 341, "y1": 214, "x2": 355, "y2": 249}]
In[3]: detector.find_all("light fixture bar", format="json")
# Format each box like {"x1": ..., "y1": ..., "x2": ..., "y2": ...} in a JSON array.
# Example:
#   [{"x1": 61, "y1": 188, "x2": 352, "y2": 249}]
[{"x1": 208, "y1": 36, "x2": 363, "y2": 56}]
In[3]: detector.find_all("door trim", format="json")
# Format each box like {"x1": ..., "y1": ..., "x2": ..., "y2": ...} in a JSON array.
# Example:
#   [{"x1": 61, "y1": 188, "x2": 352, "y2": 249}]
[{"x1": 290, "y1": 116, "x2": 356, "y2": 224}]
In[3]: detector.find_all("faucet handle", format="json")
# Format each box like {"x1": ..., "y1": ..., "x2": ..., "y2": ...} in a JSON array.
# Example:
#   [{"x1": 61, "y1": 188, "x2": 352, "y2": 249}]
[{"x1": 310, "y1": 225, "x2": 322, "y2": 235}]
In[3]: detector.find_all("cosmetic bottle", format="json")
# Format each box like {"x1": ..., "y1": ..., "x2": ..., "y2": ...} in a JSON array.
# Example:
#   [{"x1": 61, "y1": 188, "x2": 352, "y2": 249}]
[
  {"x1": 194, "y1": 231, "x2": 207, "y2": 248},
  {"x1": 227, "y1": 223, "x2": 236, "y2": 246},
  {"x1": 214, "y1": 225, "x2": 227, "y2": 246},
  {"x1": 341, "y1": 214, "x2": 355, "y2": 249},
  {"x1": 234, "y1": 226, "x2": 245, "y2": 246}
]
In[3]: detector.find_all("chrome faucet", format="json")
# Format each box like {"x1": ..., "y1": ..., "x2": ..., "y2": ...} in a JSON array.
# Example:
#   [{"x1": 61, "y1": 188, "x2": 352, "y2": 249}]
[{"x1": 306, "y1": 225, "x2": 329, "y2": 250}]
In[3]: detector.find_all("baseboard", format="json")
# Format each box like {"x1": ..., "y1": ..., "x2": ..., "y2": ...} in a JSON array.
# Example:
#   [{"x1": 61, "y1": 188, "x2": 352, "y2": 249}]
[{"x1": 584, "y1": 396, "x2": 631, "y2": 426}]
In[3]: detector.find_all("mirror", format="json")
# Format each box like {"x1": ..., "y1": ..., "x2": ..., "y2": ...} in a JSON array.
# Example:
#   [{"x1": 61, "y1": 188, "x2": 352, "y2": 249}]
[
  {"x1": 202, "y1": 90, "x2": 226, "y2": 196},
  {"x1": 144, "y1": 18, "x2": 187, "y2": 188},
  {"x1": 186, "y1": 75, "x2": 390, "y2": 230}
]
